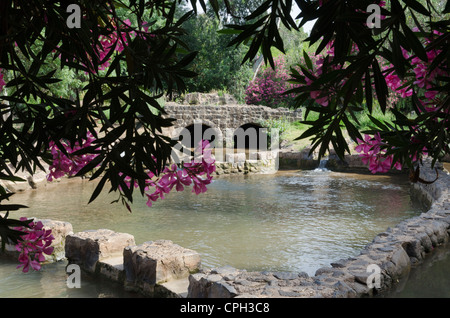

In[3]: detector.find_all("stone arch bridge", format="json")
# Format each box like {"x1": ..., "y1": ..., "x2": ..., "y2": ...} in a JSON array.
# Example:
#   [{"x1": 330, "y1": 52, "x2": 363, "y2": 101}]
[{"x1": 162, "y1": 93, "x2": 302, "y2": 150}]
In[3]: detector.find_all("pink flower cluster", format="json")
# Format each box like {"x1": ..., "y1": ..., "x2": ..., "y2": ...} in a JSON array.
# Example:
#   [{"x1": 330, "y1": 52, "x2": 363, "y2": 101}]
[
  {"x1": 47, "y1": 134, "x2": 216, "y2": 208},
  {"x1": 355, "y1": 134, "x2": 403, "y2": 174},
  {"x1": 93, "y1": 19, "x2": 154, "y2": 72},
  {"x1": 95, "y1": 19, "x2": 134, "y2": 71},
  {"x1": 245, "y1": 56, "x2": 297, "y2": 107},
  {"x1": 299, "y1": 42, "x2": 351, "y2": 107},
  {"x1": 382, "y1": 40, "x2": 445, "y2": 108},
  {"x1": 296, "y1": 20, "x2": 447, "y2": 174},
  {"x1": 14, "y1": 218, "x2": 54, "y2": 272},
  {"x1": 0, "y1": 68, "x2": 5, "y2": 92},
  {"x1": 412, "y1": 52, "x2": 445, "y2": 105},
  {"x1": 121, "y1": 140, "x2": 216, "y2": 207},
  {"x1": 47, "y1": 132, "x2": 98, "y2": 181},
  {"x1": 383, "y1": 70, "x2": 413, "y2": 99}
]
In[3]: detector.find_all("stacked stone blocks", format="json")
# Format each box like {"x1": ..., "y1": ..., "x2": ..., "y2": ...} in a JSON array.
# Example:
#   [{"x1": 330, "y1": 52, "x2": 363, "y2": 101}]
[{"x1": 65, "y1": 230, "x2": 201, "y2": 297}]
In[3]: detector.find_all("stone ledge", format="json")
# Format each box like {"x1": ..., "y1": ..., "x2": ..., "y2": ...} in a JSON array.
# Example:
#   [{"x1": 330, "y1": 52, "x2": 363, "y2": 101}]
[
  {"x1": 160, "y1": 278, "x2": 190, "y2": 298},
  {"x1": 97, "y1": 256, "x2": 125, "y2": 283},
  {"x1": 0, "y1": 162, "x2": 50, "y2": 193},
  {"x1": 63, "y1": 232, "x2": 201, "y2": 297}
]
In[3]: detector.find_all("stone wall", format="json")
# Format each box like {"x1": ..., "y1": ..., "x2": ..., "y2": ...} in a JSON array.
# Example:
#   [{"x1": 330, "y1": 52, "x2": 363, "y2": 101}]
[
  {"x1": 163, "y1": 99, "x2": 302, "y2": 140},
  {"x1": 214, "y1": 151, "x2": 278, "y2": 175},
  {"x1": 278, "y1": 148, "x2": 320, "y2": 170},
  {"x1": 278, "y1": 148, "x2": 377, "y2": 171}
]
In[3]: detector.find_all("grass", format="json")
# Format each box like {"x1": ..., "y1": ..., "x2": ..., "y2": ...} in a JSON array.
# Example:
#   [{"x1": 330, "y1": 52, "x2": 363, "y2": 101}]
[
  {"x1": 280, "y1": 106, "x2": 410, "y2": 153},
  {"x1": 350, "y1": 107, "x2": 397, "y2": 131}
]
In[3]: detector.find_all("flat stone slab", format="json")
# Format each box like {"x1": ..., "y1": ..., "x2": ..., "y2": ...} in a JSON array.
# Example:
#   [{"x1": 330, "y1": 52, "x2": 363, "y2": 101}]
[
  {"x1": 98, "y1": 256, "x2": 125, "y2": 283},
  {"x1": 160, "y1": 278, "x2": 190, "y2": 298},
  {"x1": 123, "y1": 240, "x2": 201, "y2": 294},
  {"x1": 65, "y1": 229, "x2": 135, "y2": 273}
]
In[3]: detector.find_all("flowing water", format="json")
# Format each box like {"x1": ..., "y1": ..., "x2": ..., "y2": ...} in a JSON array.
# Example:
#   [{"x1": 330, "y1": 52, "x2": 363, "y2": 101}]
[{"x1": 1, "y1": 169, "x2": 426, "y2": 297}]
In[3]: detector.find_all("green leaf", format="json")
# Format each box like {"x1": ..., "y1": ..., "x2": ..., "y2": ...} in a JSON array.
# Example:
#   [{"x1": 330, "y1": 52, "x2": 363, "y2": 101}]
[
  {"x1": 209, "y1": 0, "x2": 220, "y2": 17},
  {"x1": 0, "y1": 211, "x2": 31, "y2": 251},
  {"x1": 0, "y1": 174, "x2": 26, "y2": 183},
  {"x1": 364, "y1": 71, "x2": 373, "y2": 114},
  {"x1": 445, "y1": 0, "x2": 450, "y2": 13},
  {"x1": 402, "y1": 22, "x2": 428, "y2": 62},
  {"x1": 403, "y1": 0, "x2": 431, "y2": 16},
  {"x1": 342, "y1": 115, "x2": 363, "y2": 143},
  {"x1": 88, "y1": 173, "x2": 109, "y2": 204},
  {"x1": 372, "y1": 61, "x2": 388, "y2": 113},
  {"x1": 392, "y1": 30, "x2": 406, "y2": 79},
  {"x1": 303, "y1": 50, "x2": 313, "y2": 70},
  {"x1": 296, "y1": 123, "x2": 324, "y2": 140},
  {"x1": 368, "y1": 114, "x2": 390, "y2": 131},
  {"x1": 217, "y1": 29, "x2": 242, "y2": 35},
  {"x1": 0, "y1": 204, "x2": 29, "y2": 212}
]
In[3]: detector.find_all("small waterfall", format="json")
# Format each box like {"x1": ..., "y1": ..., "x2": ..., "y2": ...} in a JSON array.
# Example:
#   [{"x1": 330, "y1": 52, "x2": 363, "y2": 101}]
[{"x1": 315, "y1": 158, "x2": 329, "y2": 172}]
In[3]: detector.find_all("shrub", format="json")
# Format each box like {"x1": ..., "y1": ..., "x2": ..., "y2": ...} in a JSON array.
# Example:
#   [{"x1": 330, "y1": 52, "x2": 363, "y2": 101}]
[{"x1": 245, "y1": 56, "x2": 297, "y2": 108}]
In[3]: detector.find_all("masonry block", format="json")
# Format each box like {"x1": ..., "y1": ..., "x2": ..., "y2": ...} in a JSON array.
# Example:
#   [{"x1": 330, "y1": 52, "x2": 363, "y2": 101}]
[
  {"x1": 65, "y1": 229, "x2": 135, "y2": 273},
  {"x1": 123, "y1": 240, "x2": 201, "y2": 294}
]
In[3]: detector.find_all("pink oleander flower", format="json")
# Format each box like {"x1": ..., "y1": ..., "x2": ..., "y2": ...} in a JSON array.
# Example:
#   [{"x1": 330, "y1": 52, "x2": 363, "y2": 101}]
[
  {"x1": 47, "y1": 132, "x2": 99, "y2": 181},
  {"x1": 48, "y1": 134, "x2": 215, "y2": 209},
  {"x1": 0, "y1": 70, "x2": 5, "y2": 92},
  {"x1": 355, "y1": 134, "x2": 374, "y2": 154},
  {"x1": 245, "y1": 56, "x2": 299, "y2": 106},
  {"x1": 121, "y1": 139, "x2": 216, "y2": 207},
  {"x1": 85, "y1": 19, "x2": 154, "y2": 73},
  {"x1": 14, "y1": 218, "x2": 54, "y2": 273},
  {"x1": 355, "y1": 133, "x2": 403, "y2": 174}
]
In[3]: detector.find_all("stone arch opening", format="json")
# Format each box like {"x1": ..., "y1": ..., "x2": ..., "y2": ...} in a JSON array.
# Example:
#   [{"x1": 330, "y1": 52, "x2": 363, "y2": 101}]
[
  {"x1": 180, "y1": 123, "x2": 218, "y2": 149},
  {"x1": 233, "y1": 123, "x2": 267, "y2": 150}
]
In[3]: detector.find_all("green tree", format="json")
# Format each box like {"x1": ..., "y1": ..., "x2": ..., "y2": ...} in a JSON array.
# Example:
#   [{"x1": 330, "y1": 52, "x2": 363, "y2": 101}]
[
  {"x1": 0, "y1": 0, "x2": 216, "y2": 247},
  {"x1": 227, "y1": 0, "x2": 450, "y2": 170},
  {"x1": 181, "y1": 12, "x2": 253, "y2": 101},
  {"x1": 179, "y1": 0, "x2": 266, "y2": 101},
  {"x1": 278, "y1": 23, "x2": 310, "y2": 66}
]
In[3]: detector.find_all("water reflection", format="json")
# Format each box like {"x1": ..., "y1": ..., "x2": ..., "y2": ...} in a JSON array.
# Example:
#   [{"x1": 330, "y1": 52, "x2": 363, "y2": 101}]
[
  {"x1": 0, "y1": 257, "x2": 142, "y2": 298},
  {"x1": 382, "y1": 242, "x2": 450, "y2": 298},
  {"x1": 2, "y1": 170, "x2": 425, "y2": 297}
]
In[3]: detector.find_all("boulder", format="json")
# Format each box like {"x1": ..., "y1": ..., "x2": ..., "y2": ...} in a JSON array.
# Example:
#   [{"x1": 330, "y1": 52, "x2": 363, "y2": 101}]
[
  {"x1": 188, "y1": 273, "x2": 238, "y2": 298},
  {"x1": 65, "y1": 229, "x2": 135, "y2": 273},
  {"x1": 123, "y1": 240, "x2": 201, "y2": 294},
  {"x1": 38, "y1": 219, "x2": 73, "y2": 262}
]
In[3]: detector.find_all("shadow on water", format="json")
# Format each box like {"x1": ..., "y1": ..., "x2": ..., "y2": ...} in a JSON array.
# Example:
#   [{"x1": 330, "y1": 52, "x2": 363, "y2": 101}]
[
  {"x1": 0, "y1": 257, "x2": 143, "y2": 298},
  {"x1": 380, "y1": 242, "x2": 450, "y2": 298}
]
